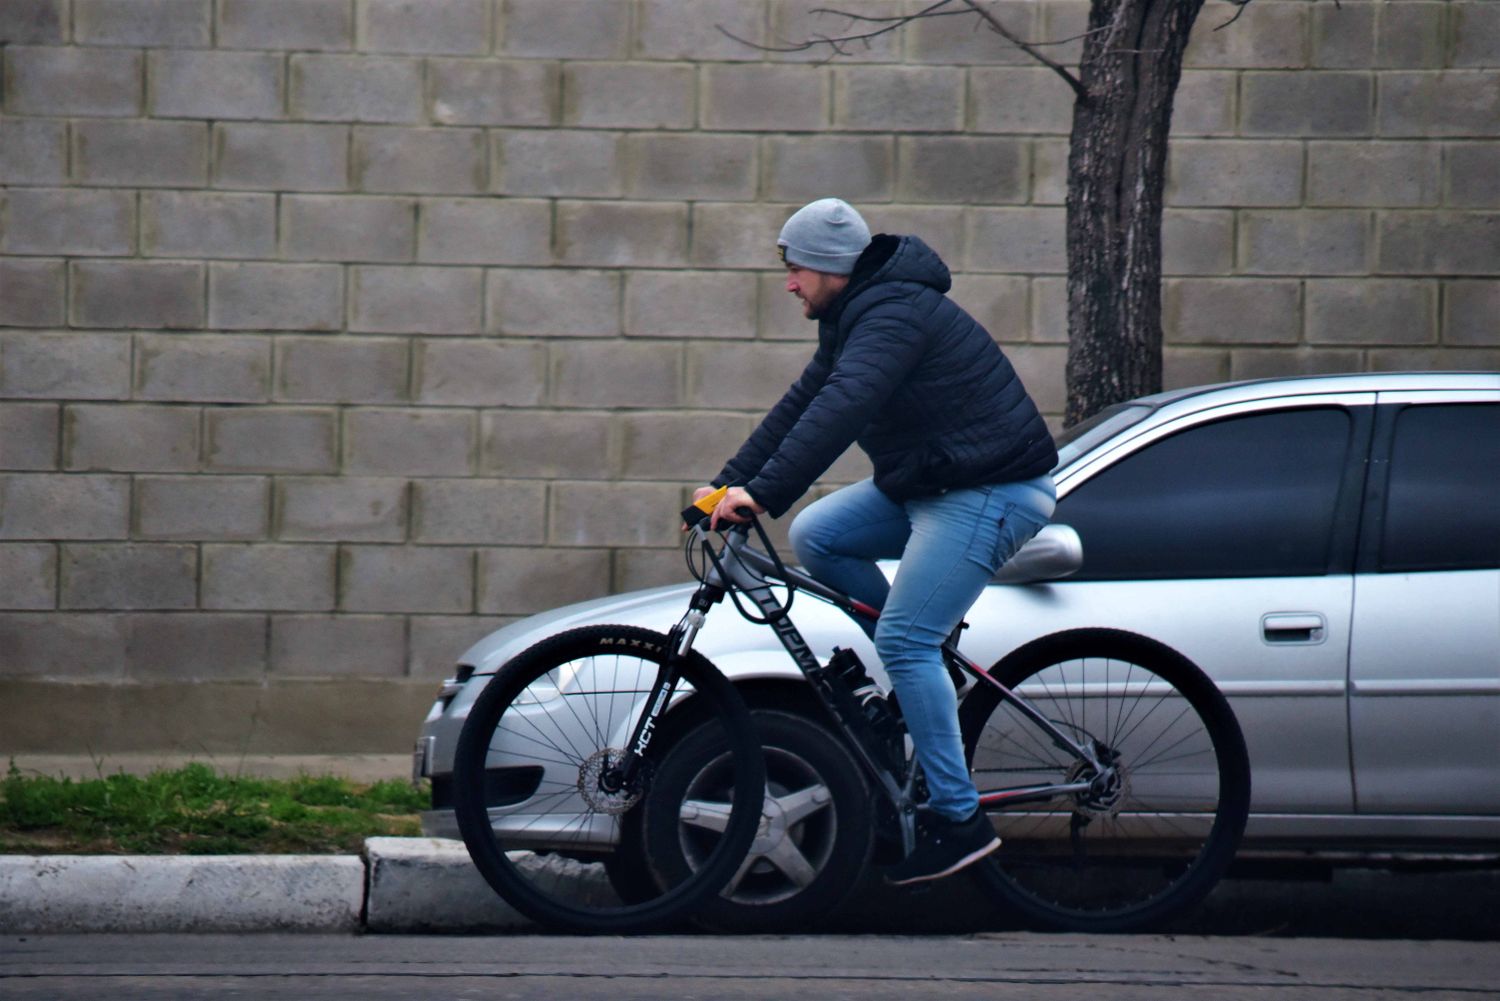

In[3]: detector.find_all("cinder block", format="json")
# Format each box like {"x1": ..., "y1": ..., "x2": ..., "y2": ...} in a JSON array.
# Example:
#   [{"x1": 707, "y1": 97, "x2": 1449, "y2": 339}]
[
  {"x1": 0, "y1": 331, "x2": 129, "y2": 400},
  {"x1": 149, "y1": 50, "x2": 283, "y2": 120},
  {"x1": 340, "y1": 545, "x2": 473, "y2": 613},
  {"x1": 412, "y1": 479, "x2": 546, "y2": 544},
  {"x1": 562, "y1": 62, "x2": 695, "y2": 129},
  {"x1": 966, "y1": 208, "x2": 1066, "y2": 273},
  {"x1": 75, "y1": 0, "x2": 209, "y2": 45},
  {"x1": 0, "y1": 0, "x2": 65, "y2": 43},
  {"x1": 1163, "y1": 278, "x2": 1302, "y2": 345},
  {"x1": 970, "y1": 67, "x2": 1073, "y2": 134},
  {"x1": 764, "y1": 136, "x2": 894, "y2": 202},
  {"x1": 73, "y1": 120, "x2": 208, "y2": 187},
  {"x1": 1003, "y1": 344, "x2": 1066, "y2": 416},
  {"x1": 691, "y1": 203, "x2": 799, "y2": 269},
  {"x1": 0, "y1": 188, "x2": 133, "y2": 256},
  {"x1": 617, "y1": 412, "x2": 751, "y2": 481},
  {"x1": 1379, "y1": 72, "x2": 1500, "y2": 138},
  {"x1": 2, "y1": 45, "x2": 142, "y2": 117},
  {"x1": 0, "y1": 613, "x2": 128, "y2": 678},
  {"x1": 205, "y1": 407, "x2": 338, "y2": 473},
  {"x1": 213, "y1": 123, "x2": 349, "y2": 192},
  {"x1": 218, "y1": 0, "x2": 353, "y2": 50},
  {"x1": 417, "y1": 198, "x2": 551, "y2": 265},
  {"x1": 208, "y1": 262, "x2": 344, "y2": 331},
  {"x1": 1378, "y1": 212, "x2": 1500, "y2": 275},
  {"x1": 1382, "y1": 2, "x2": 1451, "y2": 69},
  {"x1": 1241, "y1": 72, "x2": 1373, "y2": 137},
  {"x1": 203, "y1": 544, "x2": 337, "y2": 611},
  {"x1": 135, "y1": 333, "x2": 272, "y2": 403},
  {"x1": 685, "y1": 341, "x2": 811, "y2": 409},
  {"x1": 1305, "y1": 279, "x2": 1436, "y2": 345},
  {"x1": 135, "y1": 475, "x2": 270, "y2": 541},
  {"x1": 1163, "y1": 210, "x2": 1236, "y2": 276},
  {"x1": 480, "y1": 410, "x2": 613, "y2": 478},
  {"x1": 290, "y1": 54, "x2": 423, "y2": 123},
  {"x1": 1166, "y1": 140, "x2": 1304, "y2": 207},
  {"x1": 275, "y1": 336, "x2": 409, "y2": 403},
  {"x1": 276, "y1": 477, "x2": 408, "y2": 542},
  {"x1": 270, "y1": 615, "x2": 407, "y2": 676},
  {"x1": 1311, "y1": 3, "x2": 1373, "y2": 69},
  {"x1": 344, "y1": 409, "x2": 475, "y2": 476},
  {"x1": 904, "y1": 0, "x2": 1036, "y2": 64},
  {"x1": 549, "y1": 481, "x2": 681, "y2": 548},
  {"x1": 0, "y1": 543, "x2": 56, "y2": 609},
  {"x1": 1238, "y1": 210, "x2": 1370, "y2": 276},
  {"x1": 833, "y1": 66, "x2": 965, "y2": 132},
  {"x1": 493, "y1": 130, "x2": 624, "y2": 197},
  {"x1": 1173, "y1": 71, "x2": 1238, "y2": 135},
  {"x1": 1369, "y1": 347, "x2": 1500, "y2": 372},
  {"x1": 413, "y1": 340, "x2": 547, "y2": 407},
  {"x1": 623, "y1": 271, "x2": 757, "y2": 339},
  {"x1": 357, "y1": 0, "x2": 489, "y2": 54},
  {"x1": 1163, "y1": 348, "x2": 1232, "y2": 389},
  {"x1": 624, "y1": 133, "x2": 757, "y2": 200},
  {"x1": 1308, "y1": 142, "x2": 1441, "y2": 207},
  {"x1": 124, "y1": 613, "x2": 267, "y2": 681},
  {"x1": 281, "y1": 195, "x2": 415, "y2": 262},
  {"x1": 769, "y1": 0, "x2": 904, "y2": 63},
  {"x1": 477, "y1": 547, "x2": 611, "y2": 615},
  {"x1": 0, "y1": 120, "x2": 68, "y2": 184},
  {"x1": 350, "y1": 266, "x2": 483, "y2": 334},
  {"x1": 0, "y1": 473, "x2": 129, "y2": 541},
  {"x1": 614, "y1": 547, "x2": 690, "y2": 593},
  {"x1": 65, "y1": 403, "x2": 200, "y2": 473},
  {"x1": 430, "y1": 58, "x2": 557, "y2": 126},
  {"x1": 501, "y1": 0, "x2": 629, "y2": 58},
  {"x1": 141, "y1": 191, "x2": 276, "y2": 259},
  {"x1": 1444, "y1": 281, "x2": 1500, "y2": 346},
  {"x1": 1028, "y1": 276, "x2": 1067, "y2": 343},
  {"x1": 1444, "y1": 143, "x2": 1500, "y2": 208},
  {"x1": 1030, "y1": 138, "x2": 1067, "y2": 205},
  {"x1": 635, "y1": 0, "x2": 764, "y2": 60},
  {"x1": 946, "y1": 273, "x2": 1029, "y2": 342},
  {"x1": 555, "y1": 201, "x2": 688, "y2": 267},
  {"x1": 551, "y1": 342, "x2": 682, "y2": 408},
  {"x1": 1183, "y1": 2, "x2": 1307, "y2": 68},
  {"x1": 408, "y1": 615, "x2": 510, "y2": 677},
  {"x1": 70, "y1": 261, "x2": 204, "y2": 329},
  {"x1": 0, "y1": 260, "x2": 65, "y2": 327},
  {"x1": 0, "y1": 404, "x2": 58, "y2": 470},
  {"x1": 862, "y1": 206, "x2": 966, "y2": 262},
  {"x1": 353, "y1": 127, "x2": 485, "y2": 194},
  {"x1": 1229, "y1": 347, "x2": 1366, "y2": 382},
  {"x1": 701, "y1": 65, "x2": 827, "y2": 131},
  {"x1": 896, "y1": 136, "x2": 1027, "y2": 204},
  {"x1": 486, "y1": 269, "x2": 621, "y2": 337},
  {"x1": 60, "y1": 544, "x2": 197, "y2": 611}
]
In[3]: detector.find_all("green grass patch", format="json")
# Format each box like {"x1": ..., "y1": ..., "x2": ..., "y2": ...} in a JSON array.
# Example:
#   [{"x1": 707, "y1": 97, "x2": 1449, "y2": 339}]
[{"x1": 0, "y1": 761, "x2": 428, "y2": 855}]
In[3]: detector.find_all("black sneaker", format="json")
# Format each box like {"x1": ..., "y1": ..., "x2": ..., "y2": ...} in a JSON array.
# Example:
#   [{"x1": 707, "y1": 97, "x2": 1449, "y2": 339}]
[{"x1": 885, "y1": 809, "x2": 1001, "y2": 886}]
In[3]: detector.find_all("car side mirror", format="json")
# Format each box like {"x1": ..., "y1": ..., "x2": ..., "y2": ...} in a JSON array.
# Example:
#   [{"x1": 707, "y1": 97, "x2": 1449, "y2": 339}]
[{"x1": 992, "y1": 523, "x2": 1083, "y2": 585}]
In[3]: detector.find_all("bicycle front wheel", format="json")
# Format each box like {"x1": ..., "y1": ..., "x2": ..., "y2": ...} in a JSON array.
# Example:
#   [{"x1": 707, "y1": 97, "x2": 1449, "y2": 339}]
[
  {"x1": 959, "y1": 629, "x2": 1250, "y2": 932},
  {"x1": 452, "y1": 625, "x2": 765, "y2": 933}
]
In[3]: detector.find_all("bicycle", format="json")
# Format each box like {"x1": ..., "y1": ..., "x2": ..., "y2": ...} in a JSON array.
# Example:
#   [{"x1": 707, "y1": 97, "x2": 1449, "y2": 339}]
[{"x1": 452, "y1": 492, "x2": 1251, "y2": 933}]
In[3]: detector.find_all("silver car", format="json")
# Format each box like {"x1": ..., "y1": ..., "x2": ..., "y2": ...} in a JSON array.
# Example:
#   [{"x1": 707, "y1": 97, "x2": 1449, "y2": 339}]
[{"x1": 415, "y1": 371, "x2": 1500, "y2": 927}]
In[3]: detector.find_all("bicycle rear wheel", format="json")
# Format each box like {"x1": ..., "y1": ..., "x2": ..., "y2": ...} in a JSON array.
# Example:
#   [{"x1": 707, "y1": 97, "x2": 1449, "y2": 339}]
[
  {"x1": 452, "y1": 625, "x2": 765, "y2": 933},
  {"x1": 959, "y1": 629, "x2": 1250, "y2": 932}
]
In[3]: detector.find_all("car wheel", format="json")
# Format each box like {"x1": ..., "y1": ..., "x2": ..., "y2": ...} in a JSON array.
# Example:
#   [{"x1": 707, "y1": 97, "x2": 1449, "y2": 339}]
[{"x1": 620, "y1": 709, "x2": 875, "y2": 932}]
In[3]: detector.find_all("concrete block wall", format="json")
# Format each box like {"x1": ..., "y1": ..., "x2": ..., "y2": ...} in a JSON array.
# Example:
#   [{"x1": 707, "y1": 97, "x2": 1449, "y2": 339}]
[{"x1": 1, "y1": 0, "x2": 1496, "y2": 756}]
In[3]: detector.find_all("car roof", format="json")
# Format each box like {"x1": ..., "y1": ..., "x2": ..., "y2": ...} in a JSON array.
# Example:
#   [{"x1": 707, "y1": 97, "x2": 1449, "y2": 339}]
[{"x1": 1134, "y1": 371, "x2": 1500, "y2": 413}]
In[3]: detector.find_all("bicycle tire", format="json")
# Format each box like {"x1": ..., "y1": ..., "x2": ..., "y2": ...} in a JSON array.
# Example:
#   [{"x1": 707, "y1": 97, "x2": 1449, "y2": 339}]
[
  {"x1": 452, "y1": 624, "x2": 765, "y2": 933},
  {"x1": 959, "y1": 628, "x2": 1250, "y2": 932}
]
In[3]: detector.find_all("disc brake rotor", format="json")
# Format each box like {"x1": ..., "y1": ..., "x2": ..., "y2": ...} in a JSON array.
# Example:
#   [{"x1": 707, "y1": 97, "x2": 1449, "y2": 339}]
[
  {"x1": 578, "y1": 749, "x2": 648, "y2": 815},
  {"x1": 1067, "y1": 757, "x2": 1130, "y2": 820}
]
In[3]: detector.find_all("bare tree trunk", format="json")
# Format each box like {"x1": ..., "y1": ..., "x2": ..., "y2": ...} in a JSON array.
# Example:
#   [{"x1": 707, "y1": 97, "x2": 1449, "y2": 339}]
[{"x1": 1064, "y1": 0, "x2": 1206, "y2": 426}]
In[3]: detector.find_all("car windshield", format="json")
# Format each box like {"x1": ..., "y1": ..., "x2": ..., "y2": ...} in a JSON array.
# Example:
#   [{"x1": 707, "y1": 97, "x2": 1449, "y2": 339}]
[{"x1": 1053, "y1": 403, "x2": 1155, "y2": 472}]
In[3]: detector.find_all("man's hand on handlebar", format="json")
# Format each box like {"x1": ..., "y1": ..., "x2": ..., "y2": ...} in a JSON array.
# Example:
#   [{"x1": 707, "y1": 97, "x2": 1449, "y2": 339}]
[{"x1": 684, "y1": 485, "x2": 765, "y2": 532}]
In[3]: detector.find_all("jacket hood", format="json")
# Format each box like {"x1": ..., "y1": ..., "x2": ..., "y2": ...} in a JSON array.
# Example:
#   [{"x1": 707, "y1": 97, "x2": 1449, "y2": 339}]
[{"x1": 849, "y1": 234, "x2": 952, "y2": 296}]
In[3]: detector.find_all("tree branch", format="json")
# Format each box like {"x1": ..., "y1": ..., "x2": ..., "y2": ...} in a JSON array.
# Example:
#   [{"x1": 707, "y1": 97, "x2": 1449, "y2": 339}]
[{"x1": 955, "y1": 0, "x2": 1087, "y2": 100}]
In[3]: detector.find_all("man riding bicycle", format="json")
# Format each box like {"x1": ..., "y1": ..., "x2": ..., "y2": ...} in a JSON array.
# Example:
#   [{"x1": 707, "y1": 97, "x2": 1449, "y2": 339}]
[{"x1": 694, "y1": 198, "x2": 1059, "y2": 885}]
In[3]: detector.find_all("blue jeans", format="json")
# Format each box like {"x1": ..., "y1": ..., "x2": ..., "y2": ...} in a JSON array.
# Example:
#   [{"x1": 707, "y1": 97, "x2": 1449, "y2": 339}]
[{"x1": 789, "y1": 476, "x2": 1056, "y2": 821}]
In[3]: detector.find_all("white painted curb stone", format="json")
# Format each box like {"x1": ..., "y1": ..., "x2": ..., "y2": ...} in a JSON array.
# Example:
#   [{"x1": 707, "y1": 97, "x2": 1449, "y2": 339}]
[
  {"x1": 364, "y1": 837, "x2": 532, "y2": 932},
  {"x1": 0, "y1": 855, "x2": 364, "y2": 933}
]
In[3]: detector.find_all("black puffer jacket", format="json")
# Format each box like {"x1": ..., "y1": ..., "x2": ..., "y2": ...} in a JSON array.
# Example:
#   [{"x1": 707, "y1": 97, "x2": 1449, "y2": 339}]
[{"x1": 714, "y1": 234, "x2": 1058, "y2": 518}]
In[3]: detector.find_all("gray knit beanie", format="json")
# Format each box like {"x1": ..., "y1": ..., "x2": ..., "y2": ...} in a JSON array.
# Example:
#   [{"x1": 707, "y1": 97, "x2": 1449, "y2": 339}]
[{"x1": 776, "y1": 198, "x2": 871, "y2": 275}]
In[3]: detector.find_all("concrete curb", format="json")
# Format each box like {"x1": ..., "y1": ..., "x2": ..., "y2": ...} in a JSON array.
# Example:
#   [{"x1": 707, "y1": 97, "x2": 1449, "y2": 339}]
[{"x1": 0, "y1": 838, "x2": 523, "y2": 934}]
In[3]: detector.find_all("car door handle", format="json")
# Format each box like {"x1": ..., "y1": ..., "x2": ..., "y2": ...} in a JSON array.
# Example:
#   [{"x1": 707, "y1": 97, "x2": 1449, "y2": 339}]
[{"x1": 1262, "y1": 613, "x2": 1327, "y2": 644}]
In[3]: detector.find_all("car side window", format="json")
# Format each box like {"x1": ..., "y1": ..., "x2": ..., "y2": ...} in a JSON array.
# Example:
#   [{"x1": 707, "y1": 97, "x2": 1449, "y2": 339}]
[
  {"x1": 1380, "y1": 403, "x2": 1500, "y2": 572},
  {"x1": 1055, "y1": 407, "x2": 1355, "y2": 580}
]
